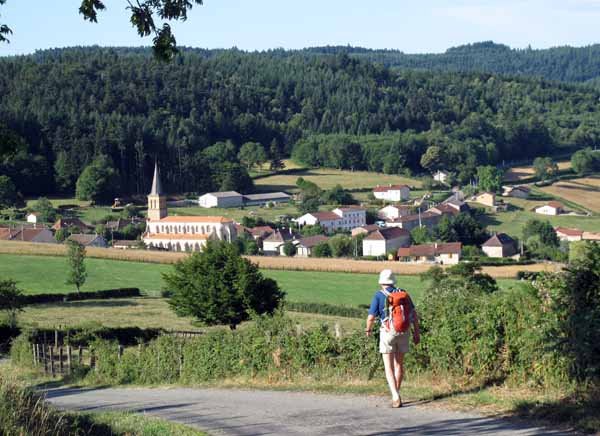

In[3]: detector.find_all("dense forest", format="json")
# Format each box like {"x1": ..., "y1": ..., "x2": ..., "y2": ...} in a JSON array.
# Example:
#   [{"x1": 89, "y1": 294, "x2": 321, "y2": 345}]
[
  {"x1": 306, "y1": 42, "x2": 600, "y2": 85},
  {"x1": 1, "y1": 46, "x2": 600, "y2": 199}
]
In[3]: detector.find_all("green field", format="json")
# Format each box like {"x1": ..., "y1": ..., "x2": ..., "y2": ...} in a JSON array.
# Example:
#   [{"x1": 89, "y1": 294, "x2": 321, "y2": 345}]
[{"x1": 0, "y1": 254, "x2": 522, "y2": 307}]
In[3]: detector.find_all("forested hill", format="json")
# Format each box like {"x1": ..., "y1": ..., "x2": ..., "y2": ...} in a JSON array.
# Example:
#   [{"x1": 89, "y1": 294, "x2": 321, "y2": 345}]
[
  {"x1": 1, "y1": 46, "x2": 600, "y2": 199},
  {"x1": 305, "y1": 42, "x2": 600, "y2": 85}
]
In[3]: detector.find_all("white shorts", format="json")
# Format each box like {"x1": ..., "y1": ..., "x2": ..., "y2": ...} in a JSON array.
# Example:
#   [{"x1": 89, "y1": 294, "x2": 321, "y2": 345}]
[{"x1": 379, "y1": 328, "x2": 410, "y2": 354}]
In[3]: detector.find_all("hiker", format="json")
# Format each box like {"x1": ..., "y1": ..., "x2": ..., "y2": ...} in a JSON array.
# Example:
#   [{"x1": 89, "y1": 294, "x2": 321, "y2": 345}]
[{"x1": 365, "y1": 269, "x2": 420, "y2": 408}]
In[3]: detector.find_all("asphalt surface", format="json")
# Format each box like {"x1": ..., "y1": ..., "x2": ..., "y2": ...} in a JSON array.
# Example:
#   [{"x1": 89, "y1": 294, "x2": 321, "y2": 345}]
[{"x1": 45, "y1": 387, "x2": 576, "y2": 435}]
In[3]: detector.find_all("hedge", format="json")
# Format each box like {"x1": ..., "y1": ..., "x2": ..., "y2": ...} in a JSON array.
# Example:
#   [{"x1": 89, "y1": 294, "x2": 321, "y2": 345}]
[
  {"x1": 285, "y1": 301, "x2": 365, "y2": 318},
  {"x1": 22, "y1": 288, "x2": 141, "y2": 305}
]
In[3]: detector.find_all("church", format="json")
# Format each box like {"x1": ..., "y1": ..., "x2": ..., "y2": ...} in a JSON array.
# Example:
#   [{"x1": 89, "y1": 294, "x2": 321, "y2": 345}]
[{"x1": 142, "y1": 163, "x2": 237, "y2": 251}]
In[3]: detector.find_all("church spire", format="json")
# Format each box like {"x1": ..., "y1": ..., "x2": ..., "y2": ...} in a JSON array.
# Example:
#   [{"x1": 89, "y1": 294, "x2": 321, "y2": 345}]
[{"x1": 150, "y1": 161, "x2": 164, "y2": 195}]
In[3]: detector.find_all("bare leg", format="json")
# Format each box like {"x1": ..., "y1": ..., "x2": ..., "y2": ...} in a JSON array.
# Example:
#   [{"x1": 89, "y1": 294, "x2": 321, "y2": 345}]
[
  {"x1": 382, "y1": 352, "x2": 399, "y2": 400},
  {"x1": 394, "y1": 352, "x2": 405, "y2": 392}
]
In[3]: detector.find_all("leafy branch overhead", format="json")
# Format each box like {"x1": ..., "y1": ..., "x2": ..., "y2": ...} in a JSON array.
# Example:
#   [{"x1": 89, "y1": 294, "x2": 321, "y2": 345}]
[
  {"x1": 77, "y1": 0, "x2": 204, "y2": 61},
  {"x1": 0, "y1": 0, "x2": 11, "y2": 43}
]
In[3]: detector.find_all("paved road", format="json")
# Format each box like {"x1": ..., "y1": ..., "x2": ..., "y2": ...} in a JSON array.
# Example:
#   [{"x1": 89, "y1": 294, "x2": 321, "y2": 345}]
[{"x1": 45, "y1": 387, "x2": 575, "y2": 435}]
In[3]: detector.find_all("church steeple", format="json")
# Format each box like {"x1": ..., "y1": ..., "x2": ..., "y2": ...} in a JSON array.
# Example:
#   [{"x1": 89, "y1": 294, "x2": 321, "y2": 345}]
[
  {"x1": 147, "y1": 161, "x2": 167, "y2": 221},
  {"x1": 150, "y1": 161, "x2": 164, "y2": 195}
]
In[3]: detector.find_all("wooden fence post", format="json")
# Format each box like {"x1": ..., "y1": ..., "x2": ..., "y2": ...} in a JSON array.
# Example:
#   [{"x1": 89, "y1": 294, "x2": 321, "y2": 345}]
[
  {"x1": 118, "y1": 345, "x2": 124, "y2": 361},
  {"x1": 334, "y1": 322, "x2": 342, "y2": 339},
  {"x1": 179, "y1": 343, "x2": 183, "y2": 378},
  {"x1": 59, "y1": 347, "x2": 64, "y2": 374},
  {"x1": 54, "y1": 330, "x2": 59, "y2": 348},
  {"x1": 67, "y1": 346, "x2": 72, "y2": 375},
  {"x1": 78, "y1": 346, "x2": 83, "y2": 366},
  {"x1": 32, "y1": 343, "x2": 37, "y2": 366},
  {"x1": 49, "y1": 347, "x2": 55, "y2": 377},
  {"x1": 90, "y1": 349, "x2": 96, "y2": 371},
  {"x1": 42, "y1": 345, "x2": 48, "y2": 374}
]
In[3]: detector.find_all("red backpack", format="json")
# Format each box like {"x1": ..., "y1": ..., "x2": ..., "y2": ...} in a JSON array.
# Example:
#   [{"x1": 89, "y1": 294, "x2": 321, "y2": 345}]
[{"x1": 380, "y1": 288, "x2": 412, "y2": 335}]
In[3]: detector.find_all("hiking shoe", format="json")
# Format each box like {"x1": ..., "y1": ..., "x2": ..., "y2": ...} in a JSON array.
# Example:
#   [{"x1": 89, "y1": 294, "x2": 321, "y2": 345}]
[{"x1": 392, "y1": 398, "x2": 402, "y2": 408}]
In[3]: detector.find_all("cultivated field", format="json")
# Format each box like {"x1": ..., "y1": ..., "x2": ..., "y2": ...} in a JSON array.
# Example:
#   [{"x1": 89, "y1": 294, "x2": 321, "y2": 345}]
[
  {"x1": 0, "y1": 241, "x2": 562, "y2": 278},
  {"x1": 254, "y1": 167, "x2": 422, "y2": 192},
  {"x1": 539, "y1": 176, "x2": 600, "y2": 213},
  {"x1": 503, "y1": 160, "x2": 571, "y2": 182}
]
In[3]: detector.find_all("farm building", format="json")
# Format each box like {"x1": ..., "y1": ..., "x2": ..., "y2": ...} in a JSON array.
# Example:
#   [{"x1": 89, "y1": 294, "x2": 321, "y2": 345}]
[
  {"x1": 0, "y1": 227, "x2": 56, "y2": 244},
  {"x1": 362, "y1": 227, "x2": 410, "y2": 257},
  {"x1": 143, "y1": 163, "x2": 237, "y2": 251},
  {"x1": 262, "y1": 228, "x2": 296, "y2": 255},
  {"x1": 67, "y1": 233, "x2": 108, "y2": 248},
  {"x1": 535, "y1": 201, "x2": 564, "y2": 216},
  {"x1": 243, "y1": 192, "x2": 291, "y2": 206},
  {"x1": 198, "y1": 191, "x2": 244, "y2": 208},
  {"x1": 378, "y1": 205, "x2": 411, "y2": 220},
  {"x1": 429, "y1": 203, "x2": 460, "y2": 217},
  {"x1": 473, "y1": 192, "x2": 496, "y2": 208},
  {"x1": 555, "y1": 227, "x2": 583, "y2": 242},
  {"x1": 397, "y1": 242, "x2": 462, "y2": 265},
  {"x1": 295, "y1": 207, "x2": 366, "y2": 232},
  {"x1": 295, "y1": 235, "x2": 329, "y2": 257},
  {"x1": 503, "y1": 185, "x2": 530, "y2": 199},
  {"x1": 372, "y1": 184, "x2": 410, "y2": 202},
  {"x1": 433, "y1": 170, "x2": 450, "y2": 184},
  {"x1": 481, "y1": 233, "x2": 519, "y2": 258},
  {"x1": 385, "y1": 211, "x2": 442, "y2": 231}
]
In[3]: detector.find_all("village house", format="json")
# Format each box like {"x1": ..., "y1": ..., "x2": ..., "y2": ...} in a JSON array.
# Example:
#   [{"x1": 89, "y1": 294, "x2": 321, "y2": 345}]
[
  {"x1": 112, "y1": 240, "x2": 140, "y2": 250},
  {"x1": 535, "y1": 201, "x2": 564, "y2": 216},
  {"x1": 481, "y1": 233, "x2": 519, "y2": 258},
  {"x1": 385, "y1": 211, "x2": 442, "y2": 231},
  {"x1": 52, "y1": 218, "x2": 91, "y2": 233},
  {"x1": 372, "y1": 184, "x2": 410, "y2": 202},
  {"x1": 26, "y1": 213, "x2": 40, "y2": 226},
  {"x1": 429, "y1": 203, "x2": 460, "y2": 217},
  {"x1": 433, "y1": 170, "x2": 450, "y2": 185},
  {"x1": 198, "y1": 191, "x2": 244, "y2": 208},
  {"x1": 294, "y1": 207, "x2": 366, "y2": 232},
  {"x1": 378, "y1": 205, "x2": 412, "y2": 220},
  {"x1": 397, "y1": 242, "x2": 462, "y2": 265},
  {"x1": 351, "y1": 224, "x2": 380, "y2": 238},
  {"x1": 67, "y1": 233, "x2": 108, "y2": 248},
  {"x1": 294, "y1": 235, "x2": 329, "y2": 257},
  {"x1": 555, "y1": 227, "x2": 583, "y2": 242},
  {"x1": 503, "y1": 185, "x2": 530, "y2": 199},
  {"x1": 143, "y1": 163, "x2": 237, "y2": 251},
  {"x1": 243, "y1": 192, "x2": 291, "y2": 207},
  {"x1": 362, "y1": 227, "x2": 410, "y2": 257},
  {"x1": 262, "y1": 228, "x2": 295, "y2": 255},
  {"x1": 0, "y1": 227, "x2": 57, "y2": 244}
]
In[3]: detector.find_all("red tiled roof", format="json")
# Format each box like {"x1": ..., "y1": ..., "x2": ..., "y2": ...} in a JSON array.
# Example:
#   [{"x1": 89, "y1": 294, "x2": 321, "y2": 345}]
[
  {"x1": 310, "y1": 211, "x2": 341, "y2": 221},
  {"x1": 249, "y1": 226, "x2": 274, "y2": 236},
  {"x1": 365, "y1": 227, "x2": 409, "y2": 241},
  {"x1": 144, "y1": 233, "x2": 211, "y2": 240},
  {"x1": 158, "y1": 216, "x2": 233, "y2": 223},
  {"x1": 373, "y1": 184, "x2": 409, "y2": 193},
  {"x1": 547, "y1": 201, "x2": 564, "y2": 209},
  {"x1": 297, "y1": 235, "x2": 329, "y2": 248},
  {"x1": 554, "y1": 227, "x2": 583, "y2": 237}
]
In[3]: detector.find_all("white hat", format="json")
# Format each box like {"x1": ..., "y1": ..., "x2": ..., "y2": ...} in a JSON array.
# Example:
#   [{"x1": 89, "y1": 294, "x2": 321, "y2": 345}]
[{"x1": 378, "y1": 269, "x2": 396, "y2": 285}]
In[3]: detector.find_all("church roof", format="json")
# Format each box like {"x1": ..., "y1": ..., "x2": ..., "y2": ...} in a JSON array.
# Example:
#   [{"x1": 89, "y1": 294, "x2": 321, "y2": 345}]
[
  {"x1": 158, "y1": 216, "x2": 233, "y2": 223},
  {"x1": 150, "y1": 162, "x2": 164, "y2": 195},
  {"x1": 144, "y1": 233, "x2": 211, "y2": 240}
]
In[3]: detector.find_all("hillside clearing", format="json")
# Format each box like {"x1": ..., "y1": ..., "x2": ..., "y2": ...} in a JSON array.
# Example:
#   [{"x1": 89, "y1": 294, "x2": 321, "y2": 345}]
[
  {"x1": 503, "y1": 160, "x2": 571, "y2": 182},
  {"x1": 539, "y1": 176, "x2": 600, "y2": 212},
  {"x1": 254, "y1": 167, "x2": 422, "y2": 193}
]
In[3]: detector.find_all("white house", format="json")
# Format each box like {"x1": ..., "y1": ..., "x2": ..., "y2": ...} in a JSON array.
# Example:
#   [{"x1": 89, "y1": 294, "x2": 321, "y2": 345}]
[
  {"x1": 362, "y1": 227, "x2": 410, "y2": 257},
  {"x1": 433, "y1": 170, "x2": 450, "y2": 185},
  {"x1": 295, "y1": 235, "x2": 329, "y2": 257},
  {"x1": 143, "y1": 163, "x2": 237, "y2": 251},
  {"x1": 535, "y1": 201, "x2": 564, "y2": 216},
  {"x1": 262, "y1": 228, "x2": 295, "y2": 255},
  {"x1": 372, "y1": 184, "x2": 410, "y2": 202},
  {"x1": 555, "y1": 227, "x2": 583, "y2": 242},
  {"x1": 198, "y1": 191, "x2": 244, "y2": 208},
  {"x1": 397, "y1": 242, "x2": 462, "y2": 265},
  {"x1": 481, "y1": 233, "x2": 519, "y2": 258},
  {"x1": 26, "y1": 213, "x2": 39, "y2": 226},
  {"x1": 378, "y1": 205, "x2": 411, "y2": 220},
  {"x1": 295, "y1": 207, "x2": 366, "y2": 233}
]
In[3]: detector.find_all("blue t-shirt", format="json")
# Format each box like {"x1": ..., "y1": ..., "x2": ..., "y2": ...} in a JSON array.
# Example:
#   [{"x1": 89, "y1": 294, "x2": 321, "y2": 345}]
[{"x1": 368, "y1": 286, "x2": 416, "y2": 322}]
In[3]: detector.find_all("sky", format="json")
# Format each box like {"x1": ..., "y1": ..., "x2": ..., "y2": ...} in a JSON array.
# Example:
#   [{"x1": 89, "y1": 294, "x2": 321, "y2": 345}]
[{"x1": 1, "y1": 0, "x2": 600, "y2": 56}]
